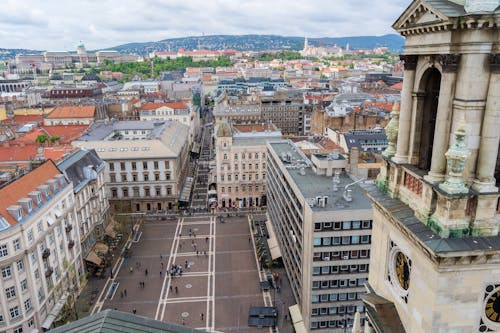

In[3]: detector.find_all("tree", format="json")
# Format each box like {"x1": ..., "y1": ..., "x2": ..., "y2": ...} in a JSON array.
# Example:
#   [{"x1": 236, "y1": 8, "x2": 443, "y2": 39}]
[
  {"x1": 35, "y1": 134, "x2": 49, "y2": 145},
  {"x1": 49, "y1": 135, "x2": 60, "y2": 143}
]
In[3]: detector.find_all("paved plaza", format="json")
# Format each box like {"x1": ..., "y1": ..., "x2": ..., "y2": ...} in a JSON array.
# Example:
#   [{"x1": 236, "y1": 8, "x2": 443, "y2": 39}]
[{"x1": 91, "y1": 213, "x2": 275, "y2": 332}]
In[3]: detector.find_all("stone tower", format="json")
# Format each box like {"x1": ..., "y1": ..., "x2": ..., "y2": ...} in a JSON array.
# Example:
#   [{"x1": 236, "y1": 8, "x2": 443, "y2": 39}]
[{"x1": 361, "y1": 0, "x2": 500, "y2": 332}]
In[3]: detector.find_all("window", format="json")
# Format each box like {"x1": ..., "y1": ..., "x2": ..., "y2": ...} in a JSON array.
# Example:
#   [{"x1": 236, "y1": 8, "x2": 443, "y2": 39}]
[
  {"x1": 9, "y1": 306, "x2": 20, "y2": 319},
  {"x1": 361, "y1": 235, "x2": 370, "y2": 244},
  {"x1": 313, "y1": 267, "x2": 320, "y2": 275},
  {"x1": 110, "y1": 174, "x2": 116, "y2": 182},
  {"x1": 37, "y1": 222, "x2": 43, "y2": 233},
  {"x1": 27, "y1": 317, "x2": 34, "y2": 327},
  {"x1": 121, "y1": 173, "x2": 127, "y2": 182},
  {"x1": 351, "y1": 235, "x2": 360, "y2": 244},
  {"x1": 120, "y1": 162, "x2": 125, "y2": 171},
  {"x1": 154, "y1": 161, "x2": 159, "y2": 169},
  {"x1": 144, "y1": 173, "x2": 149, "y2": 181},
  {"x1": 342, "y1": 221, "x2": 351, "y2": 230},
  {"x1": 333, "y1": 222, "x2": 342, "y2": 230},
  {"x1": 166, "y1": 187, "x2": 172, "y2": 195},
  {"x1": 143, "y1": 162, "x2": 148, "y2": 169},
  {"x1": 14, "y1": 327, "x2": 23, "y2": 333},
  {"x1": 362, "y1": 220, "x2": 371, "y2": 229},
  {"x1": 0, "y1": 244, "x2": 8, "y2": 257},
  {"x1": 30, "y1": 252, "x2": 36, "y2": 264},
  {"x1": 145, "y1": 188, "x2": 150, "y2": 197},
  {"x1": 34, "y1": 269, "x2": 40, "y2": 280},
  {"x1": 132, "y1": 162, "x2": 137, "y2": 170},
  {"x1": 24, "y1": 298, "x2": 32, "y2": 312},
  {"x1": 234, "y1": 153, "x2": 238, "y2": 160},
  {"x1": 123, "y1": 188, "x2": 129, "y2": 197},
  {"x1": 352, "y1": 221, "x2": 361, "y2": 229},
  {"x1": 5, "y1": 286, "x2": 16, "y2": 299},
  {"x1": 155, "y1": 173, "x2": 160, "y2": 181},
  {"x1": 111, "y1": 189, "x2": 117, "y2": 198},
  {"x1": 109, "y1": 163, "x2": 115, "y2": 171},
  {"x1": 165, "y1": 172, "x2": 171, "y2": 180},
  {"x1": 16, "y1": 260, "x2": 24, "y2": 272},
  {"x1": 1, "y1": 266, "x2": 11, "y2": 279},
  {"x1": 0, "y1": 314, "x2": 3, "y2": 322},
  {"x1": 156, "y1": 188, "x2": 161, "y2": 196},
  {"x1": 21, "y1": 279, "x2": 28, "y2": 291},
  {"x1": 333, "y1": 237, "x2": 341, "y2": 245},
  {"x1": 165, "y1": 161, "x2": 170, "y2": 169},
  {"x1": 360, "y1": 250, "x2": 369, "y2": 258},
  {"x1": 13, "y1": 239, "x2": 20, "y2": 252},
  {"x1": 342, "y1": 236, "x2": 350, "y2": 245},
  {"x1": 27, "y1": 230, "x2": 34, "y2": 244},
  {"x1": 223, "y1": 154, "x2": 227, "y2": 160},
  {"x1": 235, "y1": 174, "x2": 238, "y2": 181}
]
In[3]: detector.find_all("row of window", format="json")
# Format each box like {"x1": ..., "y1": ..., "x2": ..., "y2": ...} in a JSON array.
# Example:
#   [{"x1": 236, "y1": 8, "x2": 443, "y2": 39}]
[
  {"x1": 0, "y1": 299, "x2": 33, "y2": 322},
  {"x1": 219, "y1": 173, "x2": 265, "y2": 182},
  {"x1": 109, "y1": 160, "x2": 169, "y2": 171},
  {"x1": 311, "y1": 304, "x2": 364, "y2": 316},
  {"x1": 310, "y1": 318, "x2": 364, "y2": 330},
  {"x1": 111, "y1": 186, "x2": 172, "y2": 198},
  {"x1": 220, "y1": 163, "x2": 267, "y2": 171},
  {"x1": 312, "y1": 278, "x2": 367, "y2": 290},
  {"x1": 313, "y1": 250, "x2": 370, "y2": 262},
  {"x1": 109, "y1": 172, "x2": 171, "y2": 182},
  {"x1": 220, "y1": 184, "x2": 266, "y2": 193},
  {"x1": 311, "y1": 291, "x2": 363, "y2": 303},
  {"x1": 313, "y1": 264, "x2": 369, "y2": 276},
  {"x1": 313, "y1": 235, "x2": 371, "y2": 247},
  {"x1": 314, "y1": 220, "x2": 372, "y2": 232}
]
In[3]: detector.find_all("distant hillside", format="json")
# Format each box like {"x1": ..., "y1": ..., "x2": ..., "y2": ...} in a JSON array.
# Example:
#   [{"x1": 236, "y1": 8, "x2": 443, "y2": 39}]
[
  {"x1": 0, "y1": 48, "x2": 42, "y2": 60},
  {"x1": 104, "y1": 34, "x2": 404, "y2": 55}
]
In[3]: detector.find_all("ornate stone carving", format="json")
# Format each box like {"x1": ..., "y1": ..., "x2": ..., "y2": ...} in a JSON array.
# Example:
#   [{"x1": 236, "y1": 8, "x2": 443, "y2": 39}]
[
  {"x1": 399, "y1": 55, "x2": 418, "y2": 71},
  {"x1": 383, "y1": 102, "x2": 400, "y2": 159},
  {"x1": 439, "y1": 118, "x2": 470, "y2": 194},
  {"x1": 437, "y1": 54, "x2": 461, "y2": 73},
  {"x1": 490, "y1": 54, "x2": 500, "y2": 74}
]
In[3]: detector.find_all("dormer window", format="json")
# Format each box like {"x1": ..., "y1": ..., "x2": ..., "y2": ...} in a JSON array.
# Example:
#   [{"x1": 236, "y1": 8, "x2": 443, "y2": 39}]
[{"x1": 7, "y1": 206, "x2": 23, "y2": 222}]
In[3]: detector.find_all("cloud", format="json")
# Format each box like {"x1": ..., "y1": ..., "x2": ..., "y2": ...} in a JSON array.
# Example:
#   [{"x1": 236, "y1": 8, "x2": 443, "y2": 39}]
[{"x1": 0, "y1": 0, "x2": 411, "y2": 50}]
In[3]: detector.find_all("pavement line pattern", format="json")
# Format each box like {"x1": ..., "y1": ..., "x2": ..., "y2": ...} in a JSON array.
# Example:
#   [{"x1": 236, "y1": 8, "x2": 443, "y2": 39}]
[
  {"x1": 155, "y1": 216, "x2": 183, "y2": 320},
  {"x1": 210, "y1": 215, "x2": 216, "y2": 331}
]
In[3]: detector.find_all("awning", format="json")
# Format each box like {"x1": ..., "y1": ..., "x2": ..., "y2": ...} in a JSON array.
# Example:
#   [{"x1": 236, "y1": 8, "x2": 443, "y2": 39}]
[
  {"x1": 289, "y1": 304, "x2": 307, "y2": 333},
  {"x1": 265, "y1": 220, "x2": 282, "y2": 260},
  {"x1": 105, "y1": 223, "x2": 117, "y2": 238},
  {"x1": 93, "y1": 242, "x2": 109, "y2": 255},
  {"x1": 42, "y1": 293, "x2": 68, "y2": 329},
  {"x1": 85, "y1": 251, "x2": 103, "y2": 266}
]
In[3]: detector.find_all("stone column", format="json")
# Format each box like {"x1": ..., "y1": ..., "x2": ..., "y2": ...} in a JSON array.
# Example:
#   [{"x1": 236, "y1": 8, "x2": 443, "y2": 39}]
[
  {"x1": 472, "y1": 54, "x2": 500, "y2": 192},
  {"x1": 408, "y1": 92, "x2": 426, "y2": 165},
  {"x1": 425, "y1": 54, "x2": 460, "y2": 183},
  {"x1": 450, "y1": 53, "x2": 490, "y2": 180},
  {"x1": 394, "y1": 55, "x2": 418, "y2": 164}
]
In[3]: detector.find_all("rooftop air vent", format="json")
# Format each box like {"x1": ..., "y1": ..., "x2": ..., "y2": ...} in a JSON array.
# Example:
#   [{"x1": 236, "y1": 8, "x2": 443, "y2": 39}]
[{"x1": 299, "y1": 167, "x2": 306, "y2": 176}]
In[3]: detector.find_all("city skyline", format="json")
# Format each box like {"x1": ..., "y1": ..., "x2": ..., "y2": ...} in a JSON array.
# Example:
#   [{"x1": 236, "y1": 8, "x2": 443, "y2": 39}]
[{"x1": 1, "y1": 0, "x2": 410, "y2": 50}]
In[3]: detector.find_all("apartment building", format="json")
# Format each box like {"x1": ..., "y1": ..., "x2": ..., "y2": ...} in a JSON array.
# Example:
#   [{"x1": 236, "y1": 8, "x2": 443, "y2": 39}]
[
  {"x1": 261, "y1": 90, "x2": 308, "y2": 135},
  {"x1": 266, "y1": 140, "x2": 372, "y2": 332},
  {"x1": 57, "y1": 149, "x2": 110, "y2": 261},
  {"x1": 72, "y1": 120, "x2": 190, "y2": 212},
  {"x1": 0, "y1": 160, "x2": 83, "y2": 332},
  {"x1": 214, "y1": 121, "x2": 281, "y2": 208}
]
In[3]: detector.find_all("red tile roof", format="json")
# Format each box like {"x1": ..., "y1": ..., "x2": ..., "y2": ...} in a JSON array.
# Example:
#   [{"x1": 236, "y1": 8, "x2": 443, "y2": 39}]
[
  {"x1": 1, "y1": 115, "x2": 43, "y2": 126},
  {"x1": 46, "y1": 105, "x2": 96, "y2": 119},
  {"x1": 140, "y1": 102, "x2": 188, "y2": 111},
  {"x1": 0, "y1": 160, "x2": 61, "y2": 225},
  {"x1": 390, "y1": 82, "x2": 403, "y2": 90},
  {"x1": 44, "y1": 125, "x2": 88, "y2": 143}
]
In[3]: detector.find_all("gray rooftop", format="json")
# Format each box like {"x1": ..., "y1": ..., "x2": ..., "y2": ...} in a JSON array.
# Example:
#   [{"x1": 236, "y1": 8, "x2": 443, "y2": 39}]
[
  {"x1": 269, "y1": 140, "x2": 372, "y2": 212},
  {"x1": 57, "y1": 149, "x2": 105, "y2": 192},
  {"x1": 76, "y1": 120, "x2": 168, "y2": 141},
  {"x1": 47, "y1": 309, "x2": 208, "y2": 333}
]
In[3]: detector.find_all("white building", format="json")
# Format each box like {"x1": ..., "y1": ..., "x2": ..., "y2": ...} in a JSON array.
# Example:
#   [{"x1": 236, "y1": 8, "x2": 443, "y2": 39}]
[
  {"x1": 57, "y1": 149, "x2": 110, "y2": 262},
  {"x1": 72, "y1": 120, "x2": 190, "y2": 212},
  {"x1": 0, "y1": 160, "x2": 83, "y2": 332}
]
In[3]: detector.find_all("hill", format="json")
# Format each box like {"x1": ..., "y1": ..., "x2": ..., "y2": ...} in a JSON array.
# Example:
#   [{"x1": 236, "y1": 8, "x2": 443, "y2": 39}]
[{"x1": 104, "y1": 34, "x2": 404, "y2": 55}]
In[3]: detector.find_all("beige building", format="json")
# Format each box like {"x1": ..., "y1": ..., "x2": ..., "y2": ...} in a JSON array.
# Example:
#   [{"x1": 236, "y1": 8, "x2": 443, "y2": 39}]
[
  {"x1": 72, "y1": 120, "x2": 190, "y2": 212},
  {"x1": 362, "y1": 1, "x2": 500, "y2": 332},
  {"x1": 0, "y1": 160, "x2": 83, "y2": 332},
  {"x1": 267, "y1": 140, "x2": 373, "y2": 332},
  {"x1": 214, "y1": 122, "x2": 281, "y2": 208},
  {"x1": 44, "y1": 105, "x2": 96, "y2": 126}
]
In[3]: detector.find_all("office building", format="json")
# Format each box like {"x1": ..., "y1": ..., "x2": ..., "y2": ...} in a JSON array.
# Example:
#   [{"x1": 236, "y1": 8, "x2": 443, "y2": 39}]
[{"x1": 267, "y1": 140, "x2": 373, "y2": 332}]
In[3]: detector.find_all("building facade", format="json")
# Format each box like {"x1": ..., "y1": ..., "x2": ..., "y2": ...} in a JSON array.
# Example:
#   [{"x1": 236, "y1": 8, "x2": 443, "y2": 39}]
[
  {"x1": 267, "y1": 140, "x2": 373, "y2": 332},
  {"x1": 57, "y1": 149, "x2": 110, "y2": 262},
  {"x1": 362, "y1": 1, "x2": 500, "y2": 332},
  {"x1": 0, "y1": 160, "x2": 83, "y2": 332},
  {"x1": 72, "y1": 120, "x2": 190, "y2": 213},
  {"x1": 261, "y1": 90, "x2": 308, "y2": 135},
  {"x1": 214, "y1": 122, "x2": 281, "y2": 208}
]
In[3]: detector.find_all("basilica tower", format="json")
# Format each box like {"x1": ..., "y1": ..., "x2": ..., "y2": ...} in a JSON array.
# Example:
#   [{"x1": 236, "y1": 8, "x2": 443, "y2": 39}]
[{"x1": 361, "y1": 0, "x2": 500, "y2": 332}]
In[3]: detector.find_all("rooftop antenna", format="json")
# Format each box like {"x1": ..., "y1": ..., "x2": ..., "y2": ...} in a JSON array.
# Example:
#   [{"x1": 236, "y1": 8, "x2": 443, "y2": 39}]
[{"x1": 343, "y1": 178, "x2": 365, "y2": 202}]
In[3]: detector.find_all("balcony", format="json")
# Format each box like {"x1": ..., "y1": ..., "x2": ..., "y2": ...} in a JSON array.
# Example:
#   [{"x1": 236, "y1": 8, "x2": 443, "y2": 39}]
[
  {"x1": 45, "y1": 267, "x2": 53, "y2": 277},
  {"x1": 68, "y1": 240, "x2": 75, "y2": 249},
  {"x1": 65, "y1": 224, "x2": 73, "y2": 233},
  {"x1": 42, "y1": 248, "x2": 51, "y2": 259}
]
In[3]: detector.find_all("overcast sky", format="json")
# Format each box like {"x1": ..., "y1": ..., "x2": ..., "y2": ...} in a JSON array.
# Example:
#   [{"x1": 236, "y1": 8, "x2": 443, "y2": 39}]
[{"x1": 1, "y1": 0, "x2": 411, "y2": 51}]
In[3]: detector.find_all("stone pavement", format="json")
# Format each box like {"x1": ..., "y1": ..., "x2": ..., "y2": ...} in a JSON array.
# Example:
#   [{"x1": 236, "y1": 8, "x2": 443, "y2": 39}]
[{"x1": 89, "y1": 213, "x2": 291, "y2": 332}]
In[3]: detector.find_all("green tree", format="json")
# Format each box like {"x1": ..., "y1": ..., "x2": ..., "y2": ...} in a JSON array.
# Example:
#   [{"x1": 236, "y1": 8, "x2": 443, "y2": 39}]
[
  {"x1": 35, "y1": 134, "x2": 49, "y2": 145},
  {"x1": 49, "y1": 135, "x2": 60, "y2": 144}
]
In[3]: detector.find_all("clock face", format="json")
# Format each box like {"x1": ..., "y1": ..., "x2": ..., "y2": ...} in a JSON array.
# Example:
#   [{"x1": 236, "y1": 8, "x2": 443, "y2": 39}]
[
  {"x1": 395, "y1": 251, "x2": 410, "y2": 290},
  {"x1": 485, "y1": 289, "x2": 500, "y2": 323}
]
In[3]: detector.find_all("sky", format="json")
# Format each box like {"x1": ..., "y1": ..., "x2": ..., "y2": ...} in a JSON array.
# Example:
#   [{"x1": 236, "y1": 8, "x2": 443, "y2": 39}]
[{"x1": 1, "y1": 0, "x2": 411, "y2": 51}]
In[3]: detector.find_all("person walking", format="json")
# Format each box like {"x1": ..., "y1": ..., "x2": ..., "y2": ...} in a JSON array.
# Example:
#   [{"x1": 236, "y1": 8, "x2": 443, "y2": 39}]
[
  {"x1": 161, "y1": 262, "x2": 164, "y2": 269},
  {"x1": 133, "y1": 308, "x2": 137, "y2": 314},
  {"x1": 160, "y1": 271, "x2": 162, "y2": 277},
  {"x1": 175, "y1": 286, "x2": 178, "y2": 294},
  {"x1": 145, "y1": 269, "x2": 148, "y2": 276},
  {"x1": 170, "y1": 285, "x2": 173, "y2": 292},
  {"x1": 120, "y1": 291, "x2": 124, "y2": 298},
  {"x1": 201, "y1": 313, "x2": 204, "y2": 321},
  {"x1": 124, "y1": 289, "x2": 127, "y2": 297}
]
